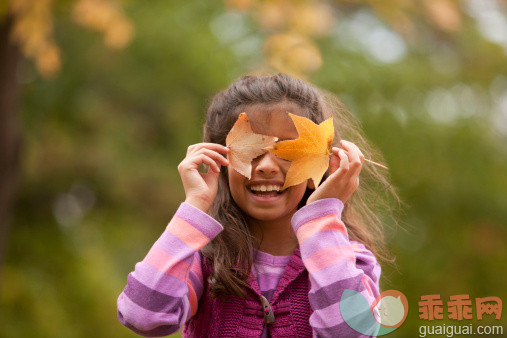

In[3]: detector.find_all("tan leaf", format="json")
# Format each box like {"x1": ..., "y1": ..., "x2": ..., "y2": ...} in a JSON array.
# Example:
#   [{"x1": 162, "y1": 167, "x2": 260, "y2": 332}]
[{"x1": 226, "y1": 113, "x2": 278, "y2": 179}]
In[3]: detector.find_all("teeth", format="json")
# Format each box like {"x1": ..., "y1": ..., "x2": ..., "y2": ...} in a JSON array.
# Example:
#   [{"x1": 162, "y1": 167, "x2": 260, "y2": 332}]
[{"x1": 249, "y1": 185, "x2": 282, "y2": 192}]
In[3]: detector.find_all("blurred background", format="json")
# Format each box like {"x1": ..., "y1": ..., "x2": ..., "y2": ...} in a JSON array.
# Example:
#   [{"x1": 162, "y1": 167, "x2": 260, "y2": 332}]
[{"x1": 0, "y1": 0, "x2": 506, "y2": 337}]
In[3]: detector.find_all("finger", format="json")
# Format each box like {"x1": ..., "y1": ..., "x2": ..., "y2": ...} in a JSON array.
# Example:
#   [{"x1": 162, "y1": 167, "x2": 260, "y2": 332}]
[
  {"x1": 188, "y1": 143, "x2": 229, "y2": 155},
  {"x1": 328, "y1": 149, "x2": 349, "y2": 181},
  {"x1": 340, "y1": 140, "x2": 361, "y2": 166},
  {"x1": 186, "y1": 144, "x2": 196, "y2": 155},
  {"x1": 358, "y1": 148, "x2": 365, "y2": 163},
  {"x1": 329, "y1": 147, "x2": 341, "y2": 175},
  {"x1": 189, "y1": 154, "x2": 221, "y2": 173},
  {"x1": 348, "y1": 141, "x2": 364, "y2": 163},
  {"x1": 338, "y1": 149, "x2": 349, "y2": 173},
  {"x1": 194, "y1": 148, "x2": 229, "y2": 166},
  {"x1": 340, "y1": 141, "x2": 363, "y2": 178}
]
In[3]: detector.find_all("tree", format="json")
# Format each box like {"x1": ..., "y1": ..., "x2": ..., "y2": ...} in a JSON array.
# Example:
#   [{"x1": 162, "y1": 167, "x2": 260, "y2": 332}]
[{"x1": 0, "y1": 0, "x2": 133, "y2": 282}]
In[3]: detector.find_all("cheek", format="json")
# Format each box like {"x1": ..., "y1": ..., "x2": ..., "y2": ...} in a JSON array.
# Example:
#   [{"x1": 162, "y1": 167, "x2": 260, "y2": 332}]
[
  {"x1": 228, "y1": 170, "x2": 245, "y2": 198},
  {"x1": 290, "y1": 182, "x2": 308, "y2": 201}
]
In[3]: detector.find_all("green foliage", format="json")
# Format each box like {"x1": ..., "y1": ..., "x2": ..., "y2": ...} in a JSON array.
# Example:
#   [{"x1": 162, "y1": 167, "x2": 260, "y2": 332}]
[{"x1": 1, "y1": 1, "x2": 506, "y2": 336}]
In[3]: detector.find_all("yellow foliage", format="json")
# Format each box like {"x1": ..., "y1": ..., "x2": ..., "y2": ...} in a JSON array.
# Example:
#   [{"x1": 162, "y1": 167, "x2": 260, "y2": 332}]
[
  {"x1": 72, "y1": 0, "x2": 133, "y2": 49},
  {"x1": 9, "y1": 0, "x2": 60, "y2": 77},
  {"x1": 5, "y1": 0, "x2": 133, "y2": 79},
  {"x1": 36, "y1": 42, "x2": 61, "y2": 78},
  {"x1": 254, "y1": 0, "x2": 335, "y2": 35},
  {"x1": 288, "y1": 2, "x2": 335, "y2": 36},
  {"x1": 423, "y1": 0, "x2": 461, "y2": 33},
  {"x1": 366, "y1": 0, "x2": 415, "y2": 35},
  {"x1": 229, "y1": 0, "x2": 466, "y2": 77},
  {"x1": 239, "y1": 0, "x2": 335, "y2": 77},
  {"x1": 104, "y1": 17, "x2": 133, "y2": 49},
  {"x1": 263, "y1": 33, "x2": 322, "y2": 77},
  {"x1": 385, "y1": 10, "x2": 416, "y2": 41},
  {"x1": 255, "y1": 0, "x2": 289, "y2": 31},
  {"x1": 366, "y1": 0, "x2": 462, "y2": 35},
  {"x1": 225, "y1": 0, "x2": 256, "y2": 12}
]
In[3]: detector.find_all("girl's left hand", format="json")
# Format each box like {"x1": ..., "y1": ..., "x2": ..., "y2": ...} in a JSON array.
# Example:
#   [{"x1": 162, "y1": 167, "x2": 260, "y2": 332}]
[{"x1": 306, "y1": 140, "x2": 364, "y2": 205}]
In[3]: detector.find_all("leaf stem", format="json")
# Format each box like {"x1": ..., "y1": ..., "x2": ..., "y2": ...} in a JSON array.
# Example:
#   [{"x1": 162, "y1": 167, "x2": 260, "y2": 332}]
[
  {"x1": 364, "y1": 158, "x2": 389, "y2": 169},
  {"x1": 329, "y1": 151, "x2": 389, "y2": 169}
]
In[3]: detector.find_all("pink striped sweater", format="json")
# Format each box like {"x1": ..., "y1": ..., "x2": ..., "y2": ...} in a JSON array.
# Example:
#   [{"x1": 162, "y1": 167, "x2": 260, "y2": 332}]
[{"x1": 117, "y1": 198, "x2": 381, "y2": 337}]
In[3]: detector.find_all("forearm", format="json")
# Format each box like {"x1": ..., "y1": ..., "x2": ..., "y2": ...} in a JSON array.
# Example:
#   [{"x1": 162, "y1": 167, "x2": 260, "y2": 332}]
[
  {"x1": 292, "y1": 198, "x2": 381, "y2": 338},
  {"x1": 117, "y1": 203, "x2": 223, "y2": 336}
]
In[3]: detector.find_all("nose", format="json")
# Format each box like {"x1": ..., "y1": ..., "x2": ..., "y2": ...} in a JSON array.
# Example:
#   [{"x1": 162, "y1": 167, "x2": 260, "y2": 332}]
[{"x1": 253, "y1": 152, "x2": 280, "y2": 176}]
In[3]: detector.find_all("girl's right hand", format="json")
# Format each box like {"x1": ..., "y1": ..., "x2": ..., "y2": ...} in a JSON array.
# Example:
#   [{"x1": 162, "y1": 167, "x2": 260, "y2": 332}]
[{"x1": 177, "y1": 143, "x2": 229, "y2": 213}]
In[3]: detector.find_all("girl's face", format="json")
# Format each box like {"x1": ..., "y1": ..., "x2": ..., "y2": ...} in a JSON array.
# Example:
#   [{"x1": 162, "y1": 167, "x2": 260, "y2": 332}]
[{"x1": 227, "y1": 103, "x2": 310, "y2": 224}]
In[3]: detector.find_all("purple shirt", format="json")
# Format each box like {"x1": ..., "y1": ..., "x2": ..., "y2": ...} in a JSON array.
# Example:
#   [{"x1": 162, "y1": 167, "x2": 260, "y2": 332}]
[
  {"x1": 117, "y1": 199, "x2": 381, "y2": 337},
  {"x1": 252, "y1": 248, "x2": 291, "y2": 337}
]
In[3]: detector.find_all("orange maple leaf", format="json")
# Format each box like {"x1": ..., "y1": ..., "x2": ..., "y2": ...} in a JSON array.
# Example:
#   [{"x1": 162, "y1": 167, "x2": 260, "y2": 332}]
[
  {"x1": 226, "y1": 113, "x2": 278, "y2": 179},
  {"x1": 266, "y1": 113, "x2": 334, "y2": 190}
]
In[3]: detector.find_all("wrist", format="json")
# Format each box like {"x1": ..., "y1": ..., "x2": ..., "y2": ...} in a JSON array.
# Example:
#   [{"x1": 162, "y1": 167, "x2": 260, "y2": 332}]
[
  {"x1": 293, "y1": 198, "x2": 345, "y2": 233},
  {"x1": 307, "y1": 191, "x2": 348, "y2": 206},
  {"x1": 185, "y1": 198, "x2": 210, "y2": 213}
]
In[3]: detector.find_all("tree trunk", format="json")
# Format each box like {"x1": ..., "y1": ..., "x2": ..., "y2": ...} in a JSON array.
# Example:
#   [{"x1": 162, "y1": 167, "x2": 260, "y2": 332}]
[{"x1": 0, "y1": 16, "x2": 22, "y2": 284}]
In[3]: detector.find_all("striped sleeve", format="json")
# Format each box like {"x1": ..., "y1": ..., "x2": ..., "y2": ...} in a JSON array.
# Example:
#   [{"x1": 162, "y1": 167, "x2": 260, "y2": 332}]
[
  {"x1": 292, "y1": 198, "x2": 381, "y2": 338},
  {"x1": 117, "y1": 202, "x2": 223, "y2": 337}
]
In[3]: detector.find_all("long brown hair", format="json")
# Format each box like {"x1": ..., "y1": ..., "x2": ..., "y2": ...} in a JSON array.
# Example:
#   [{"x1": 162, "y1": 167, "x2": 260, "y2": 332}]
[{"x1": 201, "y1": 73, "x2": 401, "y2": 299}]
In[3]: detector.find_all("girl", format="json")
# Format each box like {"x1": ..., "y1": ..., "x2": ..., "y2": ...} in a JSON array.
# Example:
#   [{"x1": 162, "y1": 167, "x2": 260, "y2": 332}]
[{"x1": 117, "y1": 73, "x2": 398, "y2": 337}]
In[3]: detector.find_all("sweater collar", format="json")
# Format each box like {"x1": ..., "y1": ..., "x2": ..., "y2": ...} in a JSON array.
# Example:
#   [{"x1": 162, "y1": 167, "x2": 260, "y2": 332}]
[{"x1": 246, "y1": 246, "x2": 305, "y2": 304}]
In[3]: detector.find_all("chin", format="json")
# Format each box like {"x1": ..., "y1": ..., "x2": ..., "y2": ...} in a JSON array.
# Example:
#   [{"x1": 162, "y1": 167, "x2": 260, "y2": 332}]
[
  {"x1": 245, "y1": 203, "x2": 298, "y2": 222},
  {"x1": 249, "y1": 210, "x2": 285, "y2": 221}
]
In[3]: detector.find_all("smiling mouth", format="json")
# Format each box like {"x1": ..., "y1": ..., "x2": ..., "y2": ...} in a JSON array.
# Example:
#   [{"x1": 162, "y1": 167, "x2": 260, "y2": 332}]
[{"x1": 248, "y1": 184, "x2": 285, "y2": 196}]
